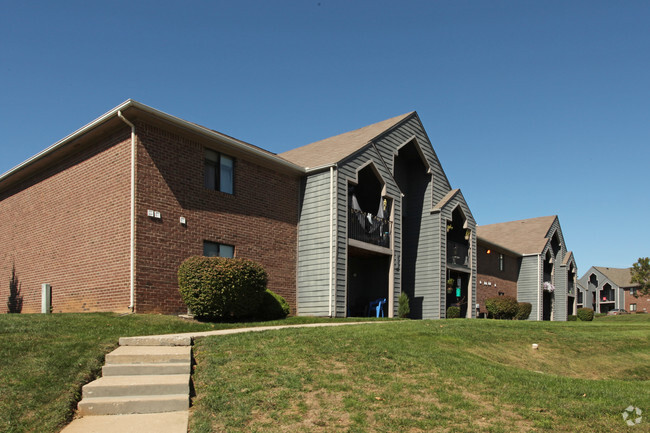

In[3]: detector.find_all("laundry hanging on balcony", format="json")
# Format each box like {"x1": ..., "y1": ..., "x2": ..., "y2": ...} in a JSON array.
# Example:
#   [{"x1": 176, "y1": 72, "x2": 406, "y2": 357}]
[
  {"x1": 351, "y1": 194, "x2": 366, "y2": 230},
  {"x1": 367, "y1": 196, "x2": 385, "y2": 234}
]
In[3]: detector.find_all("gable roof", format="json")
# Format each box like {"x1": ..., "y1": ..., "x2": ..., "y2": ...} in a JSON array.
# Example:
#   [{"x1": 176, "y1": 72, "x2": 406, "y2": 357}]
[
  {"x1": 278, "y1": 112, "x2": 415, "y2": 169},
  {"x1": 562, "y1": 251, "x2": 576, "y2": 267},
  {"x1": 477, "y1": 215, "x2": 557, "y2": 255},
  {"x1": 0, "y1": 99, "x2": 305, "y2": 193},
  {"x1": 593, "y1": 267, "x2": 639, "y2": 288},
  {"x1": 433, "y1": 189, "x2": 461, "y2": 212}
]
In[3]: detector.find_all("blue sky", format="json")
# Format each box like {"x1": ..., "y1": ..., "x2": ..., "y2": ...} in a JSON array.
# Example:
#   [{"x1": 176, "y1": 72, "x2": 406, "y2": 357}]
[{"x1": 1, "y1": 0, "x2": 648, "y2": 273}]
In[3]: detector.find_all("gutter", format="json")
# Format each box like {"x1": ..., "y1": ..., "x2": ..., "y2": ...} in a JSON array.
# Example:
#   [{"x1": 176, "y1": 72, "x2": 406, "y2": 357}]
[{"x1": 117, "y1": 111, "x2": 136, "y2": 312}]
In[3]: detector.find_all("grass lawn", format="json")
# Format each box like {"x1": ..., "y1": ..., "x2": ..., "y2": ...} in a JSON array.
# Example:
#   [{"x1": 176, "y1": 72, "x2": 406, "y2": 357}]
[
  {"x1": 0, "y1": 313, "x2": 365, "y2": 433},
  {"x1": 190, "y1": 315, "x2": 650, "y2": 433}
]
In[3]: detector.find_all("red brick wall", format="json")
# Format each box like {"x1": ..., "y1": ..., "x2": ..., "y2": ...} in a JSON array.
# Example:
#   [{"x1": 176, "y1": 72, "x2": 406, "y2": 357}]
[
  {"x1": 133, "y1": 122, "x2": 300, "y2": 315},
  {"x1": 0, "y1": 130, "x2": 132, "y2": 313},
  {"x1": 624, "y1": 289, "x2": 650, "y2": 313},
  {"x1": 476, "y1": 245, "x2": 520, "y2": 316}
]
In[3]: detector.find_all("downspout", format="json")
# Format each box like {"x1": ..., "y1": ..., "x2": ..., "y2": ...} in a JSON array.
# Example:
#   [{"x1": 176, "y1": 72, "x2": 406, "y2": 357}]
[
  {"x1": 328, "y1": 166, "x2": 335, "y2": 317},
  {"x1": 118, "y1": 111, "x2": 136, "y2": 312},
  {"x1": 537, "y1": 254, "x2": 541, "y2": 321}
]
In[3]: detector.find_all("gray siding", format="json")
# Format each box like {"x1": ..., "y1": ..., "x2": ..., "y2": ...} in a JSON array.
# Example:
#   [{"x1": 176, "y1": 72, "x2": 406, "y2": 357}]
[
  {"x1": 554, "y1": 265, "x2": 568, "y2": 321},
  {"x1": 435, "y1": 192, "x2": 477, "y2": 319},
  {"x1": 296, "y1": 170, "x2": 335, "y2": 315},
  {"x1": 337, "y1": 146, "x2": 401, "y2": 317},
  {"x1": 296, "y1": 114, "x2": 477, "y2": 320},
  {"x1": 372, "y1": 115, "x2": 452, "y2": 210},
  {"x1": 372, "y1": 116, "x2": 456, "y2": 320},
  {"x1": 518, "y1": 255, "x2": 540, "y2": 320}
]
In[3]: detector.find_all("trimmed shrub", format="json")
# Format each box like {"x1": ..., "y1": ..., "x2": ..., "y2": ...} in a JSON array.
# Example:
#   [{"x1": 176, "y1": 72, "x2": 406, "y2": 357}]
[
  {"x1": 567, "y1": 315, "x2": 577, "y2": 321},
  {"x1": 515, "y1": 302, "x2": 532, "y2": 320},
  {"x1": 446, "y1": 306, "x2": 461, "y2": 319},
  {"x1": 577, "y1": 307, "x2": 594, "y2": 322},
  {"x1": 257, "y1": 289, "x2": 290, "y2": 321},
  {"x1": 178, "y1": 256, "x2": 268, "y2": 320},
  {"x1": 398, "y1": 292, "x2": 410, "y2": 318},
  {"x1": 485, "y1": 296, "x2": 518, "y2": 320}
]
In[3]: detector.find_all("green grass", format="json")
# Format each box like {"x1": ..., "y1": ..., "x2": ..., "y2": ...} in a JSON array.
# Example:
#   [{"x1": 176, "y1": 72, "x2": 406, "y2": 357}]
[
  {"x1": 1, "y1": 314, "x2": 648, "y2": 432},
  {"x1": 0, "y1": 313, "x2": 370, "y2": 433},
  {"x1": 190, "y1": 315, "x2": 650, "y2": 433}
]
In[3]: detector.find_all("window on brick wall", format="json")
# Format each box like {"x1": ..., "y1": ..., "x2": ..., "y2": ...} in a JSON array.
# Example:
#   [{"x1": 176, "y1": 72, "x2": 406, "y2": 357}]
[
  {"x1": 203, "y1": 241, "x2": 235, "y2": 258},
  {"x1": 498, "y1": 253, "x2": 505, "y2": 271},
  {"x1": 630, "y1": 303, "x2": 637, "y2": 312},
  {"x1": 630, "y1": 288, "x2": 637, "y2": 296},
  {"x1": 204, "y1": 148, "x2": 234, "y2": 194}
]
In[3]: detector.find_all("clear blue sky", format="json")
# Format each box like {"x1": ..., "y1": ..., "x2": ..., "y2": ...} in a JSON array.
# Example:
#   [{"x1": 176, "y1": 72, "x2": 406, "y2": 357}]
[{"x1": 1, "y1": 1, "x2": 648, "y2": 274}]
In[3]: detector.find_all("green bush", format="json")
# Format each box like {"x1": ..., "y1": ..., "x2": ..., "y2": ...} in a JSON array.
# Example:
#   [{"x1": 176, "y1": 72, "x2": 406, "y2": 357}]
[
  {"x1": 515, "y1": 302, "x2": 532, "y2": 320},
  {"x1": 577, "y1": 307, "x2": 594, "y2": 322},
  {"x1": 485, "y1": 296, "x2": 518, "y2": 320},
  {"x1": 398, "y1": 292, "x2": 410, "y2": 318},
  {"x1": 446, "y1": 306, "x2": 460, "y2": 319},
  {"x1": 567, "y1": 315, "x2": 577, "y2": 321},
  {"x1": 257, "y1": 289, "x2": 290, "y2": 321},
  {"x1": 178, "y1": 256, "x2": 268, "y2": 321}
]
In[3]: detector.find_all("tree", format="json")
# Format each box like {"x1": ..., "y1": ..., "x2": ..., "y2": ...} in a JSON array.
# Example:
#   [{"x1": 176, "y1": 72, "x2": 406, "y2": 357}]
[{"x1": 630, "y1": 257, "x2": 650, "y2": 297}]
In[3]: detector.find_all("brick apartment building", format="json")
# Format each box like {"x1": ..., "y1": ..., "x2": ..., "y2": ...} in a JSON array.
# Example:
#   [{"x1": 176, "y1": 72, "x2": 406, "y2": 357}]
[
  {"x1": 2, "y1": 100, "x2": 477, "y2": 318},
  {"x1": 1, "y1": 101, "x2": 302, "y2": 314}
]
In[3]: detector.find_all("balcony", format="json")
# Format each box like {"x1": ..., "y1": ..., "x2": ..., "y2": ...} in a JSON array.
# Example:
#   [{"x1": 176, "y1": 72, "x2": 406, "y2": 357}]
[
  {"x1": 600, "y1": 290, "x2": 615, "y2": 303},
  {"x1": 447, "y1": 240, "x2": 469, "y2": 267},
  {"x1": 349, "y1": 209, "x2": 391, "y2": 248}
]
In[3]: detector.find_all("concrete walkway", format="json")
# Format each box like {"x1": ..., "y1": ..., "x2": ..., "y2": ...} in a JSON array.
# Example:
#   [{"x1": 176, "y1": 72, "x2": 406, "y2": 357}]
[{"x1": 61, "y1": 321, "x2": 388, "y2": 433}]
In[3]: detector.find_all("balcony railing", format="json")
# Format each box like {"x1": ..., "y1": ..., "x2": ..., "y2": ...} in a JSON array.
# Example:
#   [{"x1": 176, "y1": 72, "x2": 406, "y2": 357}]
[
  {"x1": 349, "y1": 209, "x2": 391, "y2": 248},
  {"x1": 447, "y1": 240, "x2": 469, "y2": 267},
  {"x1": 600, "y1": 290, "x2": 615, "y2": 302}
]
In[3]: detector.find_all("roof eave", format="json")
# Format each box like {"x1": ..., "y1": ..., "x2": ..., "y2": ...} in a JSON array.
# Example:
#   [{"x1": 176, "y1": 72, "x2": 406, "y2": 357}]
[
  {"x1": 0, "y1": 99, "x2": 305, "y2": 189},
  {"x1": 476, "y1": 236, "x2": 522, "y2": 257}
]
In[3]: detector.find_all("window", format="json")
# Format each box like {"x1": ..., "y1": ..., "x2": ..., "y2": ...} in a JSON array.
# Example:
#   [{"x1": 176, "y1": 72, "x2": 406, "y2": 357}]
[
  {"x1": 203, "y1": 241, "x2": 235, "y2": 258},
  {"x1": 630, "y1": 303, "x2": 637, "y2": 312},
  {"x1": 204, "y1": 149, "x2": 234, "y2": 194},
  {"x1": 498, "y1": 254, "x2": 505, "y2": 272},
  {"x1": 630, "y1": 288, "x2": 637, "y2": 296}
]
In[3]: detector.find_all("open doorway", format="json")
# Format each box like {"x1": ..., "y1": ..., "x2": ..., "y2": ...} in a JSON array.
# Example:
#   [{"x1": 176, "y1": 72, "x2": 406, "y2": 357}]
[
  {"x1": 347, "y1": 247, "x2": 390, "y2": 317},
  {"x1": 446, "y1": 270, "x2": 469, "y2": 318},
  {"x1": 542, "y1": 290, "x2": 554, "y2": 321}
]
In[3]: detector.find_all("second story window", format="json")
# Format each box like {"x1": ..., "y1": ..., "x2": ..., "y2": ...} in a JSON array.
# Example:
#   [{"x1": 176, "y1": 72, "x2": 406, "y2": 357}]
[
  {"x1": 498, "y1": 254, "x2": 505, "y2": 271},
  {"x1": 204, "y1": 148, "x2": 234, "y2": 194}
]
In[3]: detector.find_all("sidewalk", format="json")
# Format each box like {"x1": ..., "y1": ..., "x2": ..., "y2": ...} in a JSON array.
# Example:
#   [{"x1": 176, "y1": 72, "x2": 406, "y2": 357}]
[{"x1": 119, "y1": 320, "x2": 393, "y2": 346}]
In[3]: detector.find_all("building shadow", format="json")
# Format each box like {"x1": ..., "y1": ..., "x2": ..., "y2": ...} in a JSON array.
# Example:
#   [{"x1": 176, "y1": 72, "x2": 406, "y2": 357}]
[{"x1": 7, "y1": 264, "x2": 23, "y2": 313}]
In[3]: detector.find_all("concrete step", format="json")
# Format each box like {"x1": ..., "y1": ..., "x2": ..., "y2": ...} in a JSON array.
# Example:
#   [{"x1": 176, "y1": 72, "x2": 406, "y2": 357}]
[
  {"x1": 77, "y1": 394, "x2": 189, "y2": 416},
  {"x1": 105, "y1": 346, "x2": 191, "y2": 364},
  {"x1": 60, "y1": 411, "x2": 189, "y2": 433},
  {"x1": 82, "y1": 374, "x2": 190, "y2": 398},
  {"x1": 103, "y1": 362, "x2": 190, "y2": 376},
  {"x1": 119, "y1": 335, "x2": 192, "y2": 346}
]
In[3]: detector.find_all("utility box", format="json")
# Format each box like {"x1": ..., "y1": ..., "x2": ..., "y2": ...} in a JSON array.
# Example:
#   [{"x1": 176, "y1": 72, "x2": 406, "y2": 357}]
[{"x1": 41, "y1": 283, "x2": 51, "y2": 314}]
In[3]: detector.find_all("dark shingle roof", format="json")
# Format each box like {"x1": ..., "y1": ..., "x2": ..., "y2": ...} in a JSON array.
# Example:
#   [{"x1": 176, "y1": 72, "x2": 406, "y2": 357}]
[{"x1": 279, "y1": 112, "x2": 414, "y2": 169}]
